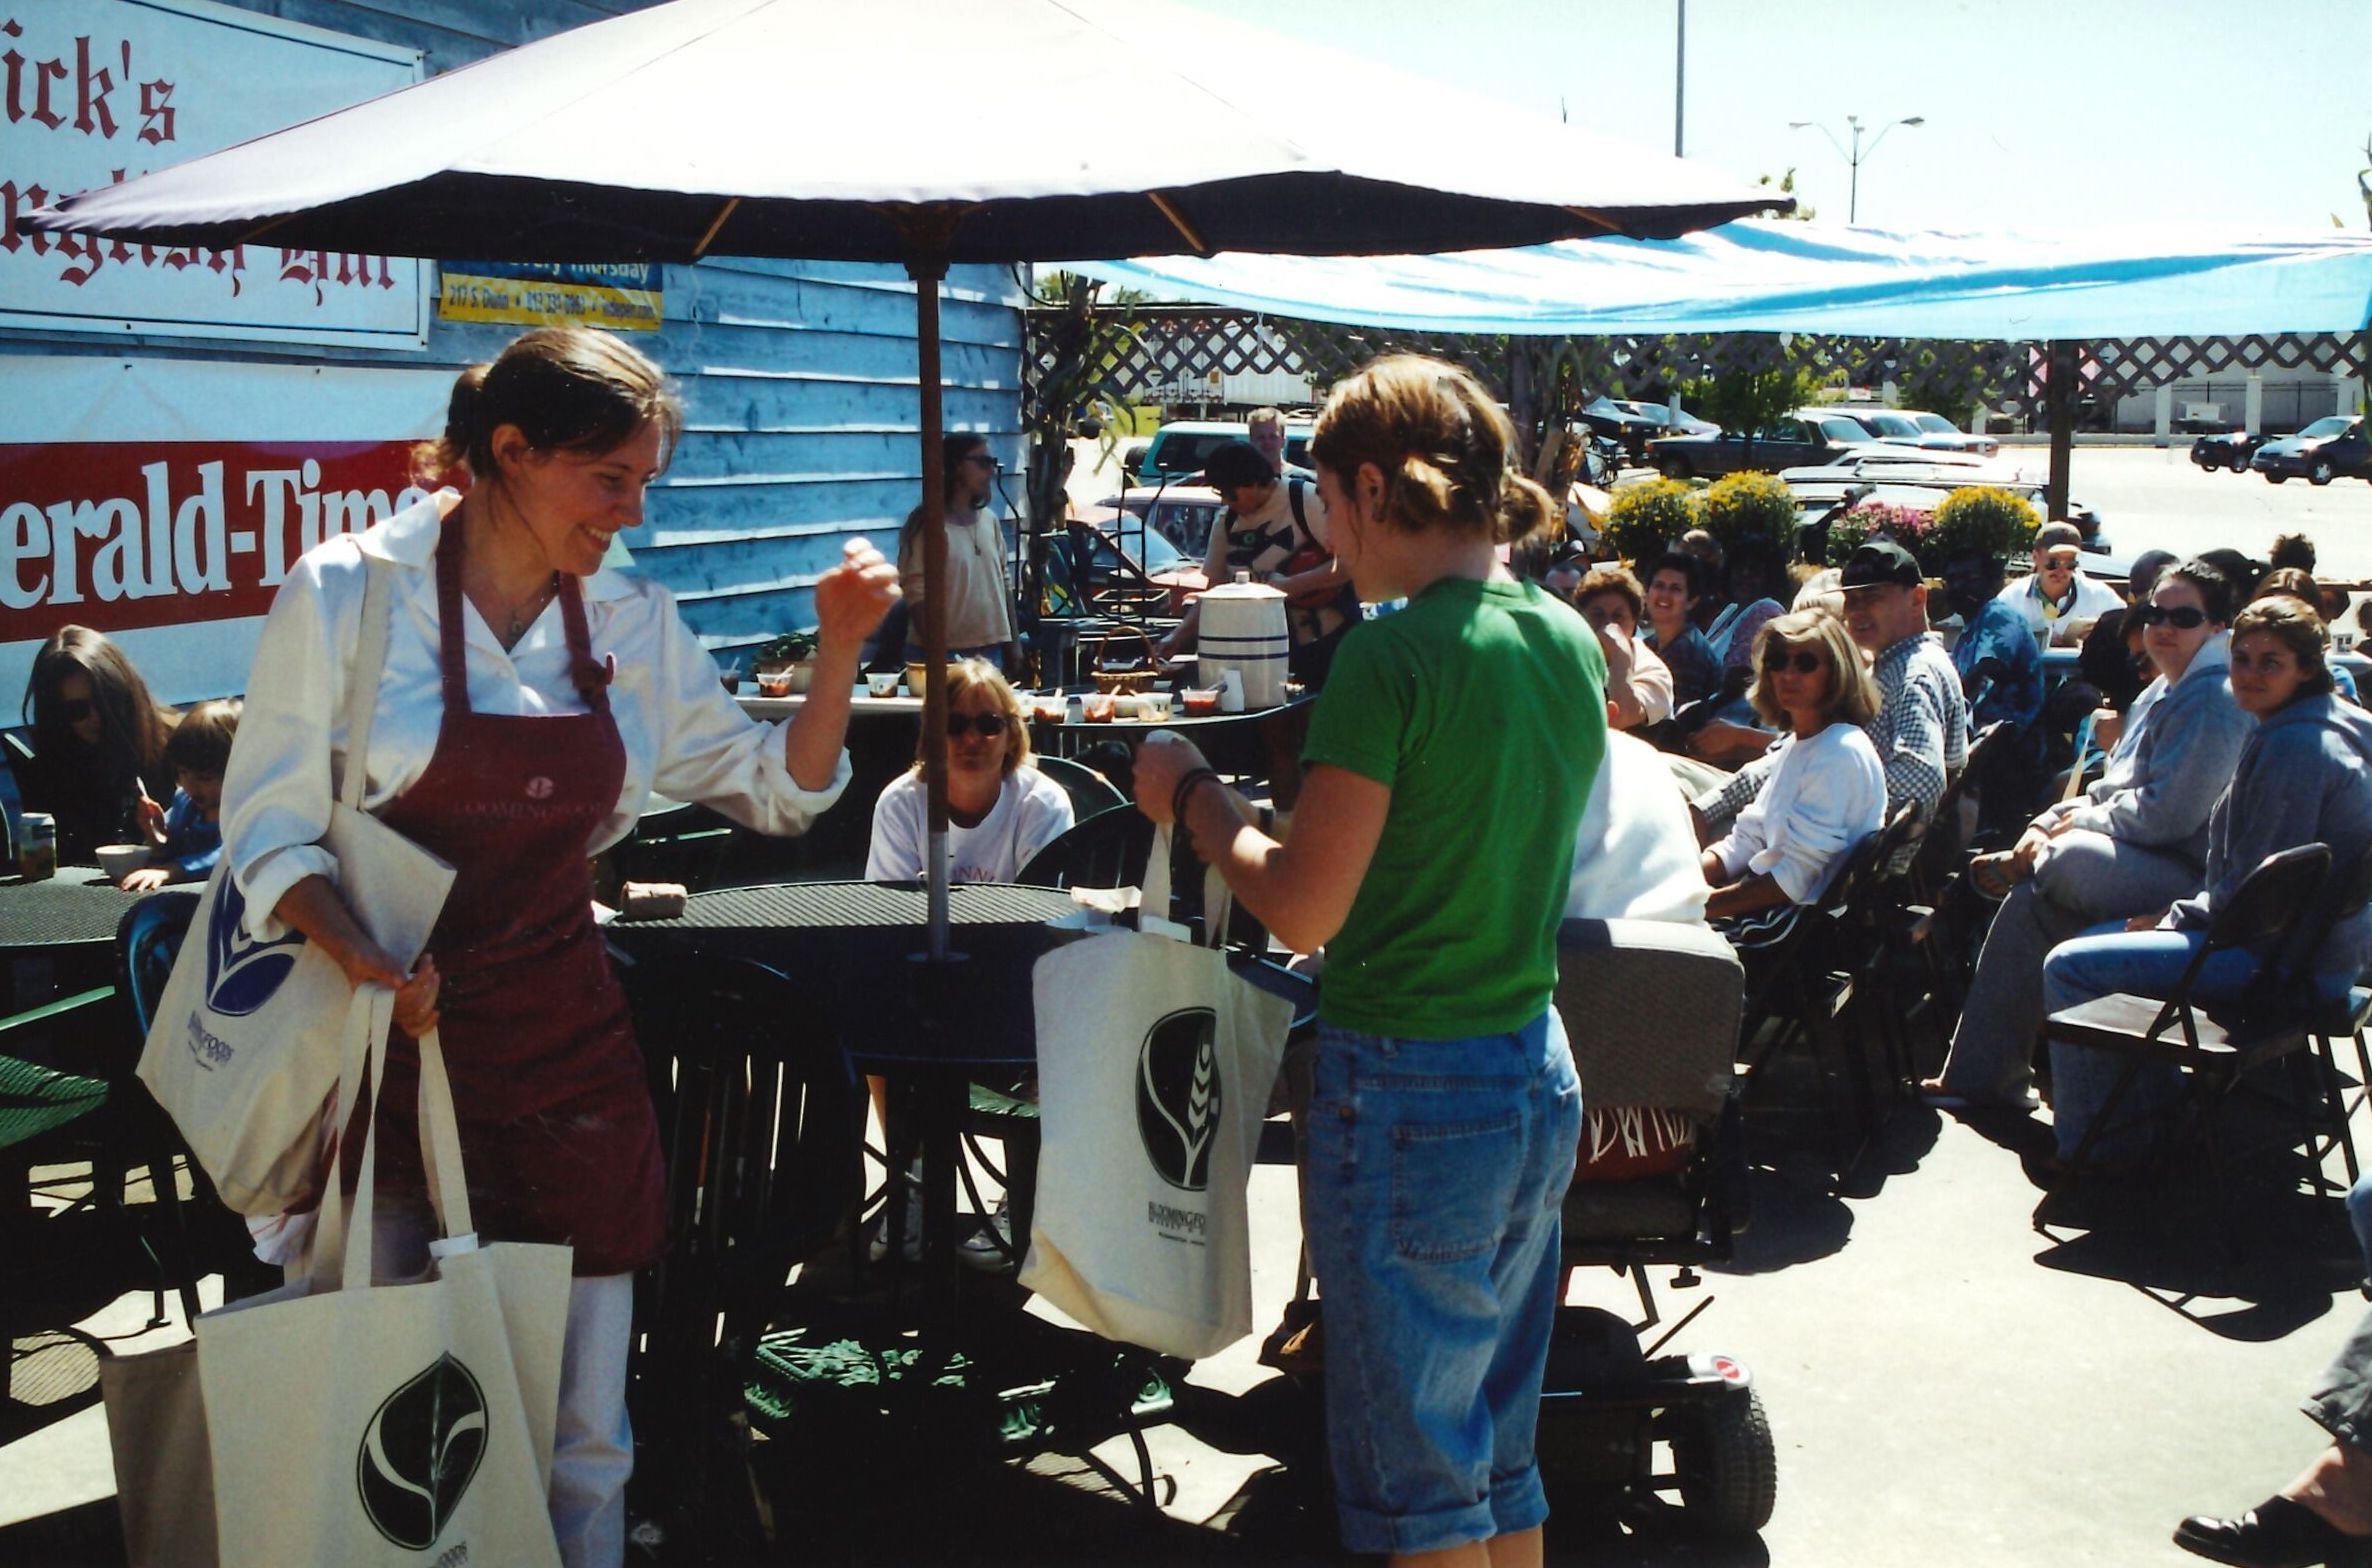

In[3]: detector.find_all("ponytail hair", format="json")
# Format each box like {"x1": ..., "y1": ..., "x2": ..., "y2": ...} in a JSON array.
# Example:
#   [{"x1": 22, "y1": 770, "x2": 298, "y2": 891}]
[{"x1": 1309, "y1": 354, "x2": 1554, "y2": 546}]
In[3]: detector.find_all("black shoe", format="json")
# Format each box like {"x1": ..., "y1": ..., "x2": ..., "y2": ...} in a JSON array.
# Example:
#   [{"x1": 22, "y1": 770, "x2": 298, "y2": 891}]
[{"x1": 2175, "y1": 1496, "x2": 2372, "y2": 1567}]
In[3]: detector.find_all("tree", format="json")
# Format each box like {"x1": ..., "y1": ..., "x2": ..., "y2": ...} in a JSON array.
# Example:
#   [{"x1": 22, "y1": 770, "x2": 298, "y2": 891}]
[{"x1": 1681, "y1": 357, "x2": 1817, "y2": 462}]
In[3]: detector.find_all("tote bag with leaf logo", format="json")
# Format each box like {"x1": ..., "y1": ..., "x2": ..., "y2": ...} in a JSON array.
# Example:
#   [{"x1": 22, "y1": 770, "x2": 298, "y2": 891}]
[
  {"x1": 1019, "y1": 828, "x2": 1292, "y2": 1358},
  {"x1": 139, "y1": 553, "x2": 453, "y2": 1214}
]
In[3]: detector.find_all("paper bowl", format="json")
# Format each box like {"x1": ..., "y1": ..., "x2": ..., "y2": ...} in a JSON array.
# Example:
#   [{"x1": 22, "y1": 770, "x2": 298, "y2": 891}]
[
  {"x1": 97, "y1": 844, "x2": 150, "y2": 883},
  {"x1": 866, "y1": 672, "x2": 901, "y2": 697}
]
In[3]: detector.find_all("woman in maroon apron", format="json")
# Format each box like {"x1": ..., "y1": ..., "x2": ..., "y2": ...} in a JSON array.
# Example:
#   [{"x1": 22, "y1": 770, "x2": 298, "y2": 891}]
[{"x1": 223, "y1": 327, "x2": 897, "y2": 1568}]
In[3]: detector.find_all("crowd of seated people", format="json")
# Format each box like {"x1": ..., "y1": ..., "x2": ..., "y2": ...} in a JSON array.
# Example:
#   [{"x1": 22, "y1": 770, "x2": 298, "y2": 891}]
[
  {"x1": 1524, "y1": 507, "x2": 2371, "y2": 1197},
  {"x1": 1920, "y1": 557, "x2": 2252, "y2": 1110}
]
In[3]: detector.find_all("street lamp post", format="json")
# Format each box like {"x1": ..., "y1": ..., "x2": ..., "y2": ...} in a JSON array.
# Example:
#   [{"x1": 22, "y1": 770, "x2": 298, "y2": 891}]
[{"x1": 1787, "y1": 113, "x2": 1924, "y2": 223}]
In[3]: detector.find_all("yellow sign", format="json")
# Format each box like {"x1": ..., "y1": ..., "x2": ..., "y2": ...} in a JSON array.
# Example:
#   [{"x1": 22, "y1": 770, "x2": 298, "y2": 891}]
[{"x1": 438, "y1": 262, "x2": 663, "y2": 332}]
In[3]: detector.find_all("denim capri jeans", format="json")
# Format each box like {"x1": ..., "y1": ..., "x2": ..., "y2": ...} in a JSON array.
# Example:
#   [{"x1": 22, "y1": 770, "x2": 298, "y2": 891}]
[
  {"x1": 2308, "y1": 1304, "x2": 2372, "y2": 1453},
  {"x1": 1302, "y1": 1011, "x2": 1583, "y2": 1556}
]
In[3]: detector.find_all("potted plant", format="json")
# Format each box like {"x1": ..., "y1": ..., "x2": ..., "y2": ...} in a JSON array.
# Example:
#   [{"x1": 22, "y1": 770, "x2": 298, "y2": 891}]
[
  {"x1": 754, "y1": 630, "x2": 820, "y2": 694},
  {"x1": 1926, "y1": 485, "x2": 2041, "y2": 568},
  {"x1": 1697, "y1": 471, "x2": 1798, "y2": 559},
  {"x1": 1599, "y1": 478, "x2": 1701, "y2": 567}
]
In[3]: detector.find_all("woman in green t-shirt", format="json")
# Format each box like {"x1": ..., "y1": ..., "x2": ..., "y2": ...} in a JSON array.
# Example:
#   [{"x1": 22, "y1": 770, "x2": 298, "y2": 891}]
[{"x1": 1135, "y1": 355, "x2": 1606, "y2": 1566}]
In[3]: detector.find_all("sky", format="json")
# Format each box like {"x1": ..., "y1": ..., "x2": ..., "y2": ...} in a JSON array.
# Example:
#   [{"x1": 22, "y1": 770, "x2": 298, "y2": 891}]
[{"x1": 1178, "y1": 0, "x2": 2372, "y2": 237}]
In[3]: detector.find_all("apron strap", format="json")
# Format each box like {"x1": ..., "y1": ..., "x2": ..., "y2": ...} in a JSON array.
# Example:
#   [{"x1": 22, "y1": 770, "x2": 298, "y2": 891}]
[
  {"x1": 557, "y1": 574, "x2": 613, "y2": 715},
  {"x1": 432, "y1": 517, "x2": 474, "y2": 715}
]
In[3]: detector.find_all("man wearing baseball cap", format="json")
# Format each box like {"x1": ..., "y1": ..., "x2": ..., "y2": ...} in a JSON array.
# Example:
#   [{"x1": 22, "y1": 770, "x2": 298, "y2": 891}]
[
  {"x1": 2000, "y1": 521, "x2": 2123, "y2": 647},
  {"x1": 1693, "y1": 539, "x2": 1967, "y2": 858}
]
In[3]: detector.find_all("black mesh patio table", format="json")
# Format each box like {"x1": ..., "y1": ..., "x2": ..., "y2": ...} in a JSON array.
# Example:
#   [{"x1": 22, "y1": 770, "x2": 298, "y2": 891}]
[
  {"x1": 606, "y1": 880, "x2": 1079, "y2": 1069},
  {"x1": 0, "y1": 871, "x2": 154, "y2": 954},
  {"x1": 606, "y1": 880, "x2": 1084, "y2": 1327}
]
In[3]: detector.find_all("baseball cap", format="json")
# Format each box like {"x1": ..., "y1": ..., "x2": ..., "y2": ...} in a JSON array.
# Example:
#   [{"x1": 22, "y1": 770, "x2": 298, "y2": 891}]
[
  {"x1": 1201, "y1": 439, "x2": 1278, "y2": 491},
  {"x1": 1840, "y1": 539, "x2": 1923, "y2": 590}
]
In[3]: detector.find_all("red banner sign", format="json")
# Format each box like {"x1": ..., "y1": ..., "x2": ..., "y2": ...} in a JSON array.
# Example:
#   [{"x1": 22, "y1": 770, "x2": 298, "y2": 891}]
[{"x1": 0, "y1": 441, "x2": 428, "y2": 642}]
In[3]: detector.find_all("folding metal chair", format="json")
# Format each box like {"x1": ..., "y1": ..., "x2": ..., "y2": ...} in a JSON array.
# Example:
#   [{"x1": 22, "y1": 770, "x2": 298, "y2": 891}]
[{"x1": 2035, "y1": 843, "x2": 2335, "y2": 1235}]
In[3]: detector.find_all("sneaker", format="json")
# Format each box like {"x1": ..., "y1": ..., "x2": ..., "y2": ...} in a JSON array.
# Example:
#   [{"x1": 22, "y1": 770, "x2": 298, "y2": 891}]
[
  {"x1": 957, "y1": 1196, "x2": 1018, "y2": 1274},
  {"x1": 868, "y1": 1161, "x2": 925, "y2": 1264}
]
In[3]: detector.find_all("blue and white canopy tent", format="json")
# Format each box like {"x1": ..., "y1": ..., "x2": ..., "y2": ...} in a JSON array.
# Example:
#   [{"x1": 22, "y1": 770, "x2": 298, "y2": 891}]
[
  {"x1": 1069, "y1": 220, "x2": 2372, "y2": 340},
  {"x1": 1071, "y1": 219, "x2": 2372, "y2": 517}
]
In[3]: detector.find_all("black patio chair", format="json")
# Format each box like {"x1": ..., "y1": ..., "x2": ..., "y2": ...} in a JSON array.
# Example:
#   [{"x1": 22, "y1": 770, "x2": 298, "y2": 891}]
[
  {"x1": 1030, "y1": 754, "x2": 1127, "y2": 820},
  {"x1": 620, "y1": 951, "x2": 864, "y2": 1552},
  {"x1": 608, "y1": 795, "x2": 736, "y2": 895},
  {"x1": 2, "y1": 890, "x2": 203, "y2": 1351},
  {"x1": 1734, "y1": 820, "x2": 1906, "y2": 1182},
  {"x1": 1015, "y1": 802, "x2": 1155, "y2": 892},
  {"x1": 2034, "y1": 843, "x2": 2335, "y2": 1238}
]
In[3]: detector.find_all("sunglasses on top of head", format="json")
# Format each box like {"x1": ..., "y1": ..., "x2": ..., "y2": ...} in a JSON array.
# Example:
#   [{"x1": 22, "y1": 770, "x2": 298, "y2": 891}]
[
  {"x1": 946, "y1": 712, "x2": 1010, "y2": 738},
  {"x1": 2131, "y1": 604, "x2": 2209, "y2": 630},
  {"x1": 1762, "y1": 648, "x2": 1825, "y2": 675}
]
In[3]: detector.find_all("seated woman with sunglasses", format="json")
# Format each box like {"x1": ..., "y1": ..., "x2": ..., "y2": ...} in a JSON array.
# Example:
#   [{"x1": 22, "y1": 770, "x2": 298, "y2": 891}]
[
  {"x1": 1700, "y1": 610, "x2": 1885, "y2": 951},
  {"x1": 863, "y1": 658, "x2": 1070, "y2": 1270},
  {"x1": 17, "y1": 625, "x2": 179, "y2": 863},
  {"x1": 864, "y1": 657, "x2": 1072, "y2": 884},
  {"x1": 1920, "y1": 558, "x2": 2252, "y2": 1111}
]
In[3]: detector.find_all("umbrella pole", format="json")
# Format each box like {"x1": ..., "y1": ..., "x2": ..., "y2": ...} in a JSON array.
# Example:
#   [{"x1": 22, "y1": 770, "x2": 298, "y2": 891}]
[{"x1": 910, "y1": 245, "x2": 954, "y2": 961}]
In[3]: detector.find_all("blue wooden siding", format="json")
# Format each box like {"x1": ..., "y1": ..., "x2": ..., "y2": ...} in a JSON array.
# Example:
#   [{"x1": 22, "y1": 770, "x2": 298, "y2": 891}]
[
  {"x1": 640, "y1": 258, "x2": 1025, "y2": 657},
  {"x1": 0, "y1": 0, "x2": 1027, "y2": 670}
]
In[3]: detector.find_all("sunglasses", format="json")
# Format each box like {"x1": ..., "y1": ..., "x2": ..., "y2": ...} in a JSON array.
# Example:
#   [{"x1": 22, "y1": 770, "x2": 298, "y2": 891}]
[
  {"x1": 2042, "y1": 553, "x2": 2082, "y2": 569},
  {"x1": 2131, "y1": 604, "x2": 2209, "y2": 630},
  {"x1": 1762, "y1": 648, "x2": 1826, "y2": 675},
  {"x1": 960, "y1": 454, "x2": 1000, "y2": 469},
  {"x1": 946, "y1": 712, "x2": 1010, "y2": 738},
  {"x1": 57, "y1": 696, "x2": 95, "y2": 722}
]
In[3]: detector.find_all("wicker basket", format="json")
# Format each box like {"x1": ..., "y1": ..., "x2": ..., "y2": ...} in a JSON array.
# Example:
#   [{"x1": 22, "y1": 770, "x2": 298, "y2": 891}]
[{"x1": 1088, "y1": 626, "x2": 1162, "y2": 695}]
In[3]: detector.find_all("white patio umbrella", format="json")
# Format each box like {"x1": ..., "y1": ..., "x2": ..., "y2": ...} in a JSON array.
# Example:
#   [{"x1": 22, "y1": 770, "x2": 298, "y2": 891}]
[{"x1": 33, "y1": 0, "x2": 1786, "y2": 954}]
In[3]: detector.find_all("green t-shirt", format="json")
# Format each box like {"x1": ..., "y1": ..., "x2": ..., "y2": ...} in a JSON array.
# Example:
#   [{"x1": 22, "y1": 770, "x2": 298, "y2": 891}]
[{"x1": 1302, "y1": 576, "x2": 1606, "y2": 1039}]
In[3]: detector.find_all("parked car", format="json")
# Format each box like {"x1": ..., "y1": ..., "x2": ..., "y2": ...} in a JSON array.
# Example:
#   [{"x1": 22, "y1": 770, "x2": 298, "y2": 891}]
[
  {"x1": 2189, "y1": 431, "x2": 2262, "y2": 473},
  {"x1": 1133, "y1": 419, "x2": 1313, "y2": 484},
  {"x1": 1097, "y1": 483, "x2": 1226, "y2": 558},
  {"x1": 1041, "y1": 519, "x2": 1206, "y2": 618},
  {"x1": 1579, "y1": 396, "x2": 1718, "y2": 462},
  {"x1": 2251, "y1": 415, "x2": 2371, "y2": 486},
  {"x1": 1779, "y1": 447, "x2": 2028, "y2": 486},
  {"x1": 1646, "y1": 410, "x2": 1878, "y2": 480},
  {"x1": 1845, "y1": 407, "x2": 2001, "y2": 458}
]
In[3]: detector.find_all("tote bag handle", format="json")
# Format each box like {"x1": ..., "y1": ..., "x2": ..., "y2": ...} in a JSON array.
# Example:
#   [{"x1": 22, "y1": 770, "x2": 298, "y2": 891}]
[
  {"x1": 1138, "y1": 824, "x2": 1234, "y2": 951},
  {"x1": 308, "y1": 990, "x2": 476, "y2": 1295}
]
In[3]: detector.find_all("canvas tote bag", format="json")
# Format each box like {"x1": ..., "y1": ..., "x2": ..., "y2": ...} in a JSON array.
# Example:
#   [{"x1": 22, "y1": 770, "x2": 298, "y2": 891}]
[
  {"x1": 139, "y1": 551, "x2": 455, "y2": 1214},
  {"x1": 194, "y1": 985, "x2": 572, "y2": 1566},
  {"x1": 1019, "y1": 828, "x2": 1293, "y2": 1358}
]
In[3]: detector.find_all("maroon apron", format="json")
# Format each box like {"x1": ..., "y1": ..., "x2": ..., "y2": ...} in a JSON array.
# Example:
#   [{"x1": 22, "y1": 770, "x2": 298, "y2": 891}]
[{"x1": 364, "y1": 524, "x2": 664, "y2": 1276}]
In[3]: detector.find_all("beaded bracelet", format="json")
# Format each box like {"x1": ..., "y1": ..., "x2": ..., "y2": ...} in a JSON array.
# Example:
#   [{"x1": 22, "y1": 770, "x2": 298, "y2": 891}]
[{"x1": 1171, "y1": 767, "x2": 1222, "y2": 829}]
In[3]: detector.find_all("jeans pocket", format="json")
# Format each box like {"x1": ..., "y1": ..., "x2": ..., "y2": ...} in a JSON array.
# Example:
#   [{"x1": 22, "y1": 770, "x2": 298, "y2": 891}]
[{"x1": 1391, "y1": 1112, "x2": 1522, "y2": 1263}]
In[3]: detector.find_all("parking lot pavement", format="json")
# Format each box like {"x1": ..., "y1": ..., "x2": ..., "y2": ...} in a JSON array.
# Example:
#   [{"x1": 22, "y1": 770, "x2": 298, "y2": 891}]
[{"x1": 2047, "y1": 445, "x2": 2372, "y2": 583}]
